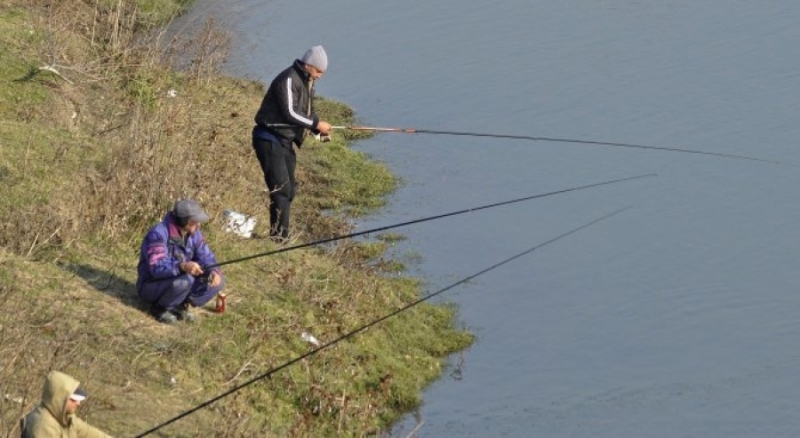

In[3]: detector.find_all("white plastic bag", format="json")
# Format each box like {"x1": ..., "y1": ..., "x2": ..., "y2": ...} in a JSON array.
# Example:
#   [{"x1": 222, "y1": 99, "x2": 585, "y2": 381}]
[{"x1": 222, "y1": 209, "x2": 257, "y2": 238}]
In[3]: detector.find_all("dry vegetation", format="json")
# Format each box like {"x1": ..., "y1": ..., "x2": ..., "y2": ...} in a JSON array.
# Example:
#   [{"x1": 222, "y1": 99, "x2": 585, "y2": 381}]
[{"x1": 0, "y1": 0, "x2": 472, "y2": 436}]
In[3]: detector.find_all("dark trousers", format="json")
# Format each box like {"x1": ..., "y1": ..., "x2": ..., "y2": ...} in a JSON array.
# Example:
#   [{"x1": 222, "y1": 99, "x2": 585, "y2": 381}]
[
  {"x1": 138, "y1": 273, "x2": 226, "y2": 311},
  {"x1": 253, "y1": 137, "x2": 296, "y2": 238}
]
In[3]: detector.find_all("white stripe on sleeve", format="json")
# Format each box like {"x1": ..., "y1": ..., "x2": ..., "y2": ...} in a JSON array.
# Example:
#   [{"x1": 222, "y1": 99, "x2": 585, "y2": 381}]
[{"x1": 285, "y1": 77, "x2": 314, "y2": 126}]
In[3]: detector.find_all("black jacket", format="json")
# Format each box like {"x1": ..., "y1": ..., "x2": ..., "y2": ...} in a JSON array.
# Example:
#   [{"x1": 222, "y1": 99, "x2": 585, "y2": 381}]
[{"x1": 254, "y1": 60, "x2": 319, "y2": 147}]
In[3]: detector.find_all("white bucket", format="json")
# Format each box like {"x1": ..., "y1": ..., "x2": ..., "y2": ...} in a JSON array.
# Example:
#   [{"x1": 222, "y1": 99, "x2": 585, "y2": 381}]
[{"x1": 222, "y1": 209, "x2": 256, "y2": 238}]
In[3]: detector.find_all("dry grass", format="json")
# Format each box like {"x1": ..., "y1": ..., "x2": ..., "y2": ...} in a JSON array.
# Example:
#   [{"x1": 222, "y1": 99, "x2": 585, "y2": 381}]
[{"x1": 0, "y1": 1, "x2": 472, "y2": 436}]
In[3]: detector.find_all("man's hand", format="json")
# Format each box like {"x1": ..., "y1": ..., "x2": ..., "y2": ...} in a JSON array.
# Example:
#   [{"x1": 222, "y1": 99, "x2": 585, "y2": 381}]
[
  {"x1": 317, "y1": 120, "x2": 332, "y2": 135},
  {"x1": 208, "y1": 271, "x2": 222, "y2": 287},
  {"x1": 180, "y1": 261, "x2": 204, "y2": 276}
]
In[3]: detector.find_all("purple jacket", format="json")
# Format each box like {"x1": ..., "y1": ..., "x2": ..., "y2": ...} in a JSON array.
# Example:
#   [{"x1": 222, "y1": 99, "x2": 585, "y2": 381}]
[{"x1": 136, "y1": 212, "x2": 221, "y2": 291}]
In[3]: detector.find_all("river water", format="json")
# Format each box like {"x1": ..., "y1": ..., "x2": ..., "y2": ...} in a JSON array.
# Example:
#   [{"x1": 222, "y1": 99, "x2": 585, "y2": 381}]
[{"x1": 173, "y1": 1, "x2": 800, "y2": 436}]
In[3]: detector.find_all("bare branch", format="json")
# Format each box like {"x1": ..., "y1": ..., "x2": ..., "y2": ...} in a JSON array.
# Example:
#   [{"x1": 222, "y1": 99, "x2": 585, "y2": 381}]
[{"x1": 38, "y1": 64, "x2": 73, "y2": 85}]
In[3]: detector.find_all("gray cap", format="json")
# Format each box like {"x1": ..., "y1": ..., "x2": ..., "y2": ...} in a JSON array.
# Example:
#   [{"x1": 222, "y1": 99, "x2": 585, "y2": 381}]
[
  {"x1": 173, "y1": 199, "x2": 209, "y2": 223},
  {"x1": 301, "y1": 45, "x2": 328, "y2": 71}
]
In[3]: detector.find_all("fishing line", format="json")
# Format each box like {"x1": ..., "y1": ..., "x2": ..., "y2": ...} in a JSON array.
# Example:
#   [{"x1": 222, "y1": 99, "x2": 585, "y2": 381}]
[
  {"x1": 331, "y1": 125, "x2": 781, "y2": 165},
  {"x1": 135, "y1": 206, "x2": 632, "y2": 437},
  {"x1": 205, "y1": 174, "x2": 655, "y2": 271},
  {"x1": 264, "y1": 123, "x2": 780, "y2": 164}
]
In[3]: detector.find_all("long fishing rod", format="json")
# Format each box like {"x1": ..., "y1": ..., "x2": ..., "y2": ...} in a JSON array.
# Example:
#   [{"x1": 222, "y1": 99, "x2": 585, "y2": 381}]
[
  {"x1": 266, "y1": 123, "x2": 780, "y2": 163},
  {"x1": 325, "y1": 125, "x2": 781, "y2": 165},
  {"x1": 135, "y1": 206, "x2": 632, "y2": 437},
  {"x1": 205, "y1": 174, "x2": 654, "y2": 270}
]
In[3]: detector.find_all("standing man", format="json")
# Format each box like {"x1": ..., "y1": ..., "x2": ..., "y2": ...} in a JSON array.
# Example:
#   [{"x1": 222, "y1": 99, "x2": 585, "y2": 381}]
[
  {"x1": 252, "y1": 45, "x2": 333, "y2": 241},
  {"x1": 137, "y1": 199, "x2": 226, "y2": 324},
  {"x1": 21, "y1": 370, "x2": 112, "y2": 437}
]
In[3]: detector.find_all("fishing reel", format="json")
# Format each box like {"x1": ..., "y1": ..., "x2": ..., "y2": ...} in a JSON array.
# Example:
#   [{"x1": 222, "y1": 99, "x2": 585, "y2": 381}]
[{"x1": 198, "y1": 269, "x2": 218, "y2": 284}]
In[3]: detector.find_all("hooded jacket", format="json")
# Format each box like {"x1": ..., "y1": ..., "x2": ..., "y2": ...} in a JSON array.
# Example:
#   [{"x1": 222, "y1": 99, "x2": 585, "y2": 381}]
[
  {"x1": 136, "y1": 212, "x2": 221, "y2": 292},
  {"x1": 21, "y1": 371, "x2": 111, "y2": 438},
  {"x1": 253, "y1": 59, "x2": 319, "y2": 148}
]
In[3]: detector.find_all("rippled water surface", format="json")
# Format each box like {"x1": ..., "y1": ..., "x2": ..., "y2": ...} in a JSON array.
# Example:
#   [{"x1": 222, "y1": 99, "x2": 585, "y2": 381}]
[{"x1": 174, "y1": 2, "x2": 800, "y2": 436}]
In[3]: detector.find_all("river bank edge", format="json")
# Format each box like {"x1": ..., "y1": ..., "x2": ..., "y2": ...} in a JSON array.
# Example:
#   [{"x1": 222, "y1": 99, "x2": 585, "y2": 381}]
[{"x1": 0, "y1": 1, "x2": 472, "y2": 436}]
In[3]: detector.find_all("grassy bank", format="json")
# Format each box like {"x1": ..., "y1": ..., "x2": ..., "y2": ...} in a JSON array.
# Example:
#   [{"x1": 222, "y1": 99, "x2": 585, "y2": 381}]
[{"x1": 0, "y1": 1, "x2": 472, "y2": 436}]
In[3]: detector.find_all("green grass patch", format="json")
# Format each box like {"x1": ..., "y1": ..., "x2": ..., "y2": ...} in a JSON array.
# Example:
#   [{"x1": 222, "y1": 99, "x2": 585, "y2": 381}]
[
  {"x1": 0, "y1": 9, "x2": 51, "y2": 121},
  {"x1": 0, "y1": 2, "x2": 472, "y2": 436}
]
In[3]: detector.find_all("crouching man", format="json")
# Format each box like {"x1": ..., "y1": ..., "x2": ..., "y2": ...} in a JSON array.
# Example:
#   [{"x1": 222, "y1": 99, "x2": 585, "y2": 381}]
[{"x1": 137, "y1": 199, "x2": 226, "y2": 324}]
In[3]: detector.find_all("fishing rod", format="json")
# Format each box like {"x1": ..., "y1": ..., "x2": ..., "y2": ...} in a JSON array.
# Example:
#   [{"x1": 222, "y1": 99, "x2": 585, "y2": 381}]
[
  {"x1": 205, "y1": 174, "x2": 655, "y2": 271},
  {"x1": 271, "y1": 123, "x2": 782, "y2": 165},
  {"x1": 326, "y1": 125, "x2": 781, "y2": 165},
  {"x1": 135, "y1": 206, "x2": 632, "y2": 437}
]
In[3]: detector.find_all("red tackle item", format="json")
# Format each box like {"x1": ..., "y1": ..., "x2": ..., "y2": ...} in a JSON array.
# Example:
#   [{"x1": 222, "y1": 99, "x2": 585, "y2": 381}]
[{"x1": 215, "y1": 293, "x2": 227, "y2": 313}]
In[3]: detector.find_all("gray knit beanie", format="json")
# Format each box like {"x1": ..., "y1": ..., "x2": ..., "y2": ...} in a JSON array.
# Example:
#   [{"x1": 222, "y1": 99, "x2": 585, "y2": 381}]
[{"x1": 301, "y1": 45, "x2": 328, "y2": 71}]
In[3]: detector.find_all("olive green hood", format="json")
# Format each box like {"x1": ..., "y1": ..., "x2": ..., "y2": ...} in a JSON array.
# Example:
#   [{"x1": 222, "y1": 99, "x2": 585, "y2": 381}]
[{"x1": 40, "y1": 370, "x2": 81, "y2": 426}]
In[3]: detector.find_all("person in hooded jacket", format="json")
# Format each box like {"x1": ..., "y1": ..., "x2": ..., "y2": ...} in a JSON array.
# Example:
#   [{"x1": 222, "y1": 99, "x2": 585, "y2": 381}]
[
  {"x1": 136, "y1": 199, "x2": 226, "y2": 324},
  {"x1": 251, "y1": 45, "x2": 333, "y2": 241},
  {"x1": 20, "y1": 370, "x2": 111, "y2": 438}
]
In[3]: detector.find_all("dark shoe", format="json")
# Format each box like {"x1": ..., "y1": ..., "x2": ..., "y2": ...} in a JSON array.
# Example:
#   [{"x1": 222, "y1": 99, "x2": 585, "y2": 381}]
[
  {"x1": 157, "y1": 311, "x2": 178, "y2": 324},
  {"x1": 173, "y1": 303, "x2": 197, "y2": 323},
  {"x1": 269, "y1": 228, "x2": 290, "y2": 245},
  {"x1": 270, "y1": 235, "x2": 289, "y2": 245}
]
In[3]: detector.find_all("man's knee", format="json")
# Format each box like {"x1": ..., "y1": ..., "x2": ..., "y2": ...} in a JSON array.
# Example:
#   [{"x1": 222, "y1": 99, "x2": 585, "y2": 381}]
[
  {"x1": 187, "y1": 276, "x2": 226, "y2": 307},
  {"x1": 173, "y1": 274, "x2": 195, "y2": 292},
  {"x1": 270, "y1": 190, "x2": 292, "y2": 209}
]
